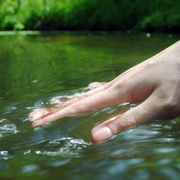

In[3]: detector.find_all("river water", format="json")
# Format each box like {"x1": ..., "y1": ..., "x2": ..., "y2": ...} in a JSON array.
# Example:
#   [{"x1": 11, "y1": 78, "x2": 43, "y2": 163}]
[{"x1": 0, "y1": 31, "x2": 180, "y2": 179}]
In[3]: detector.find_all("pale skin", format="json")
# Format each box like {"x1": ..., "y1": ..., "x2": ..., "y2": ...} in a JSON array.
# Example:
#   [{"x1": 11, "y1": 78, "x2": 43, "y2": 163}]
[{"x1": 29, "y1": 40, "x2": 180, "y2": 143}]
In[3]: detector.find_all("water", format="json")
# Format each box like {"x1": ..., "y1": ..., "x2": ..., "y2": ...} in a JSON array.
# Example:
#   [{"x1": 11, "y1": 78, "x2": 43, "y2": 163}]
[{"x1": 0, "y1": 31, "x2": 180, "y2": 179}]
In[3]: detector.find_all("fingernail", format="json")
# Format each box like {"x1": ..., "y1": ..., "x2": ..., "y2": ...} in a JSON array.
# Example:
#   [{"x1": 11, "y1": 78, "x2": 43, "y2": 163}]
[
  {"x1": 30, "y1": 110, "x2": 50, "y2": 122},
  {"x1": 92, "y1": 126, "x2": 112, "y2": 143},
  {"x1": 32, "y1": 119, "x2": 42, "y2": 126}
]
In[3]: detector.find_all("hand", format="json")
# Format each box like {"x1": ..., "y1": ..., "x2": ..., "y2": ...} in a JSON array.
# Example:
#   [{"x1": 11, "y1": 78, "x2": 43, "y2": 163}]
[{"x1": 29, "y1": 40, "x2": 180, "y2": 143}]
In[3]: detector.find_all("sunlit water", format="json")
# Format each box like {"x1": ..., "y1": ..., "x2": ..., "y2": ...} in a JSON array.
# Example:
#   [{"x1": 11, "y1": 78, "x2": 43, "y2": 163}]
[{"x1": 0, "y1": 31, "x2": 180, "y2": 179}]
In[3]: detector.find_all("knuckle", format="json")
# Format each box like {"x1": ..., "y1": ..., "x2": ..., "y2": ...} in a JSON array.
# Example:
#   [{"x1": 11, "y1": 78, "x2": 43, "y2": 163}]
[
  {"x1": 112, "y1": 80, "x2": 128, "y2": 91},
  {"x1": 110, "y1": 82, "x2": 131, "y2": 103},
  {"x1": 110, "y1": 113, "x2": 137, "y2": 133},
  {"x1": 71, "y1": 101, "x2": 84, "y2": 114},
  {"x1": 121, "y1": 113, "x2": 137, "y2": 127}
]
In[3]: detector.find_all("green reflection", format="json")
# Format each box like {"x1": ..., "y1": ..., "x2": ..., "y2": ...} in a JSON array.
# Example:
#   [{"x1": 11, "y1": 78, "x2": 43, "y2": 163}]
[{"x1": 0, "y1": 33, "x2": 178, "y2": 101}]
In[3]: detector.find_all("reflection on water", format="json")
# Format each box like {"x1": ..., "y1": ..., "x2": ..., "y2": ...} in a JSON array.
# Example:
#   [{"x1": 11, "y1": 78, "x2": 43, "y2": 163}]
[{"x1": 0, "y1": 32, "x2": 180, "y2": 179}]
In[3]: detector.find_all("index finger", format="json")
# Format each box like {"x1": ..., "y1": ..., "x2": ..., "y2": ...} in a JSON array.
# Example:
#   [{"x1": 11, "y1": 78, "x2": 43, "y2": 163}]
[{"x1": 32, "y1": 87, "x2": 128, "y2": 126}]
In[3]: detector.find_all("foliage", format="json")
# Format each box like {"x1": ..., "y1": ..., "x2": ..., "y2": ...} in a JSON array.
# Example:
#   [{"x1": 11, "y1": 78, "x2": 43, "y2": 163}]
[
  {"x1": 0, "y1": 0, "x2": 180, "y2": 32},
  {"x1": 138, "y1": 0, "x2": 180, "y2": 32}
]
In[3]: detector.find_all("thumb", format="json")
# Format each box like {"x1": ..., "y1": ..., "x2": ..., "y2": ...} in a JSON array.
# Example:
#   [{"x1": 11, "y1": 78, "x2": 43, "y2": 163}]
[{"x1": 91, "y1": 96, "x2": 160, "y2": 143}]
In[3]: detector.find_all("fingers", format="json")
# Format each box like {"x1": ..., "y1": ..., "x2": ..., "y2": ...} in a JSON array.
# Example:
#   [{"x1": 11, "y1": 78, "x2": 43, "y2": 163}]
[
  {"x1": 32, "y1": 86, "x2": 128, "y2": 126},
  {"x1": 91, "y1": 94, "x2": 160, "y2": 143},
  {"x1": 30, "y1": 82, "x2": 109, "y2": 122},
  {"x1": 30, "y1": 95, "x2": 85, "y2": 123},
  {"x1": 29, "y1": 108, "x2": 51, "y2": 122}
]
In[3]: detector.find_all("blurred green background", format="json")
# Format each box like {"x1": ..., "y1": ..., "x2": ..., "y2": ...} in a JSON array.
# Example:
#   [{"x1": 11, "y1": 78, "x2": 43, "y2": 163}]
[{"x1": 0, "y1": 0, "x2": 180, "y2": 32}]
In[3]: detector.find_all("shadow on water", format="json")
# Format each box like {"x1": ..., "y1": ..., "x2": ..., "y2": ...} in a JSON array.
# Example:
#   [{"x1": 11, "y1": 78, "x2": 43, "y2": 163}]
[{"x1": 0, "y1": 31, "x2": 180, "y2": 179}]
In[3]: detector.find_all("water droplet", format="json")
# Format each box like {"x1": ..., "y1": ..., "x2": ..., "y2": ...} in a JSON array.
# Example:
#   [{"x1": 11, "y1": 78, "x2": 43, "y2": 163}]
[
  {"x1": 35, "y1": 150, "x2": 41, "y2": 154},
  {"x1": 32, "y1": 80, "x2": 38, "y2": 83},
  {"x1": 0, "y1": 151, "x2": 8, "y2": 155},
  {"x1": 146, "y1": 33, "x2": 151, "y2": 38}
]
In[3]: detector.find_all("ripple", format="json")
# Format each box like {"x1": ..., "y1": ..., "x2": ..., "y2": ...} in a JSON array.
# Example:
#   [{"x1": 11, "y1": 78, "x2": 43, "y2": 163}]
[
  {"x1": 21, "y1": 164, "x2": 40, "y2": 173},
  {"x1": 35, "y1": 137, "x2": 91, "y2": 157},
  {"x1": 0, "y1": 119, "x2": 19, "y2": 137}
]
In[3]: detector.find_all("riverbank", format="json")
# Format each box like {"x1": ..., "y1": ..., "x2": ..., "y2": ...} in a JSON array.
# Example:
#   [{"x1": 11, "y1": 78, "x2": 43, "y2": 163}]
[{"x1": 0, "y1": 0, "x2": 180, "y2": 32}]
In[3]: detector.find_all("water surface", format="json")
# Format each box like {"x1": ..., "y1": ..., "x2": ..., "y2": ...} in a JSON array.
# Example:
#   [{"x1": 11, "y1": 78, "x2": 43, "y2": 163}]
[{"x1": 0, "y1": 31, "x2": 180, "y2": 179}]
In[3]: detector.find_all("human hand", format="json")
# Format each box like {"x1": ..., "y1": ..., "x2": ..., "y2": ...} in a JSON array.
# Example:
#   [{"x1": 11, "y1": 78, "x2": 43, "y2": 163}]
[{"x1": 29, "y1": 40, "x2": 180, "y2": 143}]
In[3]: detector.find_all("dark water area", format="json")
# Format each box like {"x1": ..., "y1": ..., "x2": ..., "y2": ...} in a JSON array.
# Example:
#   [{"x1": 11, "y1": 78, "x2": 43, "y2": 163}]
[{"x1": 0, "y1": 31, "x2": 180, "y2": 179}]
